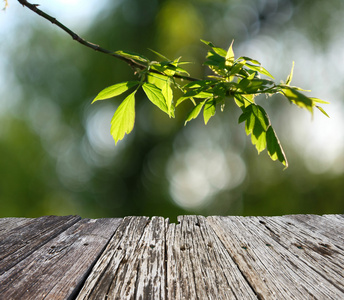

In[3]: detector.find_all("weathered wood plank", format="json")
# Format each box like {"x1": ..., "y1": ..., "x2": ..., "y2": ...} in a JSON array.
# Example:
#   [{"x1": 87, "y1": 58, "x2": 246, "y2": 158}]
[
  {"x1": 166, "y1": 215, "x2": 258, "y2": 299},
  {"x1": 207, "y1": 216, "x2": 344, "y2": 299},
  {"x1": 0, "y1": 218, "x2": 33, "y2": 236},
  {"x1": 285, "y1": 214, "x2": 344, "y2": 247},
  {"x1": 1, "y1": 215, "x2": 343, "y2": 299},
  {"x1": 0, "y1": 218, "x2": 121, "y2": 299},
  {"x1": 256, "y1": 215, "x2": 344, "y2": 292},
  {"x1": 0, "y1": 215, "x2": 81, "y2": 274},
  {"x1": 77, "y1": 216, "x2": 167, "y2": 300}
]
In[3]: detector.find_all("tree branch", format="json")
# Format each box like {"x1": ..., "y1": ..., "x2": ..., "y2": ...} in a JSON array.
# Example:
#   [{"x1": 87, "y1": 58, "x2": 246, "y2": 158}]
[{"x1": 17, "y1": 0, "x2": 200, "y2": 81}]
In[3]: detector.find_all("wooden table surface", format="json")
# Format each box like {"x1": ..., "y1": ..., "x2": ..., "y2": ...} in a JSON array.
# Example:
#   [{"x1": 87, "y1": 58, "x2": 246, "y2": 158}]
[{"x1": 0, "y1": 214, "x2": 343, "y2": 299}]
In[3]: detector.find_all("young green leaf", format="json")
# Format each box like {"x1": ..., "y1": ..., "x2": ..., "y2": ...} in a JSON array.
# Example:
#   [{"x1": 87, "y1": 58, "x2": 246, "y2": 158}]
[
  {"x1": 281, "y1": 87, "x2": 313, "y2": 113},
  {"x1": 245, "y1": 63, "x2": 274, "y2": 79},
  {"x1": 162, "y1": 78, "x2": 174, "y2": 117},
  {"x1": 251, "y1": 129, "x2": 267, "y2": 154},
  {"x1": 185, "y1": 100, "x2": 206, "y2": 125},
  {"x1": 225, "y1": 40, "x2": 235, "y2": 67},
  {"x1": 266, "y1": 126, "x2": 288, "y2": 168},
  {"x1": 239, "y1": 104, "x2": 272, "y2": 154},
  {"x1": 115, "y1": 50, "x2": 149, "y2": 64},
  {"x1": 285, "y1": 61, "x2": 294, "y2": 86},
  {"x1": 316, "y1": 106, "x2": 330, "y2": 118},
  {"x1": 92, "y1": 81, "x2": 139, "y2": 103},
  {"x1": 203, "y1": 100, "x2": 216, "y2": 124},
  {"x1": 149, "y1": 48, "x2": 170, "y2": 61},
  {"x1": 142, "y1": 82, "x2": 169, "y2": 115},
  {"x1": 251, "y1": 105, "x2": 269, "y2": 131},
  {"x1": 229, "y1": 60, "x2": 246, "y2": 76},
  {"x1": 111, "y1": 91, "x2": 136, "y2": 144},
  {"x1": 234, "y1": 94, "x2": 255, "y2": 108},
  {"x1": 213, "y1": 47, "x2": 227, "y2": 58},
  {"x1": 147, "y1": 74, "x2": 174, "y2": 117},
  {"x1": 309, "y1": 97, "x2": 330, "y2": 117},
  {"x1": 176, "y1": 91, "x2": 213, "y2": 107},
  {"x1": 200, "y1": 39, "x2": 215, "y2": 47}
]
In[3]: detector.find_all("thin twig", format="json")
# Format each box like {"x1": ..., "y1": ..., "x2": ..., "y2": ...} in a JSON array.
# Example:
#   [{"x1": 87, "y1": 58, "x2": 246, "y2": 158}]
[{"x1": 17, "y1": 0, "x2": 200, "y2": 81}]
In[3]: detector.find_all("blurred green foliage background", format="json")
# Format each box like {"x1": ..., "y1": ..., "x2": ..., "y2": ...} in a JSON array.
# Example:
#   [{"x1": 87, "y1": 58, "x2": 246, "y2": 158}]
[{"x1": 1, "y1": 0, "x2": 344, "y2": 219}]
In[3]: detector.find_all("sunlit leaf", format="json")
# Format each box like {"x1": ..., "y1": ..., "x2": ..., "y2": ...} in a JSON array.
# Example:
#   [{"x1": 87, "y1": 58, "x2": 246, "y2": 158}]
[
  {"x1": 251, "y1": 128, "x2": 267, "y2": 154},
  {"x1": 285, "y1": 61, "x2": 294, "y2": 86},
  {"x1": 111, "y1": 91, "x2": 136, "y2": 144},
  {"x1": 252, "y1": 105, "x2": 269, "y2": 131},
  {"x1": 238, "y1": 56, "x2": 260, "y2": 65},
  {"x1": 147, "y1": 74, "x2": 174, "y2": 117},
  {"x1": 229, "y1": 60, "x2": 246, "y2": 76},
  {"x1": 162, "y1": 78, "x2": 174, "y2": 117},
  {"x1": 200, "y1": 39, "x2": 215, "y2": 47},
  {"x1": 225, "y1": 40, "x2": 235, "y2": 67},
  {"x1": 281, "y1": 87, "x2": 313, "y2": 113},
  {"x1": 115, "y1": 50, "x2": 149, "y2": 63},
  {"x1": 142, "y1": 82, "x2": 169, "y2": 115},
  {"x1": 316, "y1": 106, "x2": 330, "y2": 118},
  {"x1": 149, "y1": 48, "x2": 170, "y2": 61},
  {"x1": 203, "y1": 100, "x2": 216, "y2": 124},
  {"x1": 92, "y1": 81, "x2": 139, "y2": 103},
  {"x1": 245, "y1": 110, "x2": 255, "y2": 135},
  {"x1": 184, "y1": 100, "x2": 206, "y2": 125},
  {"x1": 245, "y1": 63, "x2": 274, "y2": 79},
  {"x1": 176, "y1": 91, "x2": 213, "y2": 107},
  {"x1": 266, "y1": 126, "x2": 288, "y2": 168},
  {"x1": 310, "y1": 97, "x2": 330, "y2": 104},
  {"x1": 234, "y1": 94, "x2": 254, "y2": 108},
  {"x1": 213, "y1": 47, "x2": 227, "y2": 57}
]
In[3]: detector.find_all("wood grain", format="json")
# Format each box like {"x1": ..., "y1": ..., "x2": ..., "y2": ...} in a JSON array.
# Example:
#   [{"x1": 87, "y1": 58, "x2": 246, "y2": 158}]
[
  {"x1": 1, "y1": 215, "x2": 344, "y2": 299},
  {"x1": 207, "y1": 216, "x2": 344, "y2": 299},
  {"x1": 0, "y1": 215, "x2": 81, "y2": 275},
  {"x1": 0, "y1": 218, "x2": 121, "y2": 299}
]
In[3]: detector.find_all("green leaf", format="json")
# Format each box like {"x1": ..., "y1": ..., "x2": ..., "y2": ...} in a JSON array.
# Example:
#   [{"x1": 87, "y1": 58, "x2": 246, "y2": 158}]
[
  {"x1": 309, "y1": 97, "x2": 330, "y2": 117},
  {"x1": 310, "y1": 97, "x2": 330, "y2": 105},
  {"x1": 238, "y1": 111, "x2": 250, "y2": 123},
  {"x1": 142, "y1": 82, "x2": 169, "y2": 115},
  {"x1": 111, "y1": 91, "x2": 136, "y2": 145},
  {"x1": 162, "y1": 78, "x2": 174, "y2": 117},
  {"x1": 238, "y1": 56, "x2": 260, "y2": 65},
  {"x1": 245, "y1": 63, "x2": 274, "y2": 79},
  {"x1": 251, "y1": 128, "x2": 267, "y2": 154},
  {"x1": 252, "y1": 105, "x2": 269, "y2": 131},
  {"x1": 240, "y1": 104, "x2": 271, "y2": 154},
  {"x1": 183, "y1": 80, "x2": 213, "y2": 89},
  {"x1": 225, "y1": 40, "x2": 235, "y2": 67},
  {"x1": 115, "y1": 50, "x2": 149, "y2": 64},
  {"x1": 200, "y1": 39, "x2": 215, "y2": 47},
  {"x1": 229, "y1": 60, "x2": 246, "y2": 76},
  {"x1": 92, "y1": 81, "x2": 139, "y2": 103},
  {"x1": 316, "y1": 106, "x2": 330, "y2": 118},
  {"x1": 147, "y1": 74, "x2": 174, "y2": 117},
  {"x1": 148, "y1": 48, "x2": 170, "y2": 61},
  {"x1": 281, "y1": 87, "x2": 313, "y2": 113},
  {"x1": 285, "y1": 61, "x2": 294, "y2": 86},
  {"x1": 203, "y1": 100, "x2": 216, "y2": 124},
  {"x1": 176, "y1": 90, "x2": 213, "y2": 107},
  {"x1": 185, "y1": 100, "x2": 206, "y2": 125},
  {"x1": 234, "y1": 94, "x2": 254, "y2": 108},
  {"x1": 238, "y1": 78, "x2": 274, "y2": 94},
  {"x1": 213, "y1": 47, "x2": 227, "y2": 57},
  {"x1": 150, "y1": 61, "x2": 190, "y2": 77},
  {"x1": 266, "y1": 126, "x2": 288, "y2": 168}
]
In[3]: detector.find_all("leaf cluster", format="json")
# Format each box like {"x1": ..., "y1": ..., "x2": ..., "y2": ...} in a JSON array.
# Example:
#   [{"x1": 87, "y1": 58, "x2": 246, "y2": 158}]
[{"x1": 93, "y1": 41, "x2": 329, "y2": 168}]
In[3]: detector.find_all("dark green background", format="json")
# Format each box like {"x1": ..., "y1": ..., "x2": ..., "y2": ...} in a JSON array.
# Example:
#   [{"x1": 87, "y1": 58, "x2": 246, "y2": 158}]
[{"x1": 1, "y1": 0, "x2": 343, "y2": 218}]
